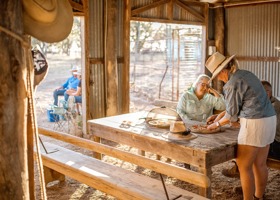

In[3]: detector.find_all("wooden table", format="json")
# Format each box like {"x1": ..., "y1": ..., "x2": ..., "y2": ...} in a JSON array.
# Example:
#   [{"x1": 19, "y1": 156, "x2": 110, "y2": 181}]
[{"x1": 88, "y1": 111, "x2": 239, "y2": 198}]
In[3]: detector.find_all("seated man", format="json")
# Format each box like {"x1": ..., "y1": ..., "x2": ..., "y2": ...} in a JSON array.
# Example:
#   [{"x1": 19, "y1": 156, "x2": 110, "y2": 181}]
[
  {"x1": 222, "y1": 80, "x2": 280, "y2": 178},
  {"x1": 53, "y1": 66, "x2": 80, "y2": 106}
]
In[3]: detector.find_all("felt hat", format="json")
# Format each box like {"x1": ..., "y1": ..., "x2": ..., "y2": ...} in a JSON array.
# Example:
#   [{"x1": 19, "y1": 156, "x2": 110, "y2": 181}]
[
  {"x1": 205, "y1": 52, "x2": 235, "y2": 80},
  {"x1": 23, "y1": 0, "x2": 58, "y2": 23},
  {"x1": 23, "y1": 0, "x2": 73, "y2": 43},
  {"x1": 169, "y1": 121, "x2": 186, "y2": 133}
]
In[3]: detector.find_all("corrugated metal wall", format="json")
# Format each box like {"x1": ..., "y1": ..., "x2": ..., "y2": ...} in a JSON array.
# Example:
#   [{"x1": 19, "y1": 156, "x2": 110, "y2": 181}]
[
  {"x1": 88, "y1": 0, "x2": 106, "y2": 118},
  {"x1": 226, "y1": 3, "x2": 280, "y2": 97},
  {"x1": 88, "y1": 0, "x2": 126, "y2": 118}
]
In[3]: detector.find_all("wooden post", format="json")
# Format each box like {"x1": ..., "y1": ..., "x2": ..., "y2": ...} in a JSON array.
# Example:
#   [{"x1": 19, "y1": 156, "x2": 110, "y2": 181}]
[
  {"x1": 122, "y1": 0, "x2": 131, "y2": 114},
  {"x1": 105, "y1": 0, "x2": 118, "y2": 116},
  {"x1": 0, "y1": 1, "x2": 29, "y2": 199},
  {"x1": 214, "y1": 6, "x2": 225, "y2": 93}
]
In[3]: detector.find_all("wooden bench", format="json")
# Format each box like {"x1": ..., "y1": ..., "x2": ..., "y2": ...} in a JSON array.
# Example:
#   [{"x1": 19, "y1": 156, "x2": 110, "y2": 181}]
[
  {"x1": 267, "y1": 158, "x2": 280, "y2": 170},
  {"x1": 38, "y1": 127, "x2": 210, "y2": 200}
]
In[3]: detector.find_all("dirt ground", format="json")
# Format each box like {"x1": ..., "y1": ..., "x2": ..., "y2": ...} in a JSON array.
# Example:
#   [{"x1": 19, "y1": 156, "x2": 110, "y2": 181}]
[{"x1": 34, "y1": 55, "x2": 280, "y2": 200}]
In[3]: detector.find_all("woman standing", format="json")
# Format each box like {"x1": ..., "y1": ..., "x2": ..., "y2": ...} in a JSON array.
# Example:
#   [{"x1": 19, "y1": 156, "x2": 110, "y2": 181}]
[
  {"x1": 206, "y1": 52, "x2": 276, "y2": 200},
  {"x1": 176, "y1": 74, "x2": 225, "y2": 123}
]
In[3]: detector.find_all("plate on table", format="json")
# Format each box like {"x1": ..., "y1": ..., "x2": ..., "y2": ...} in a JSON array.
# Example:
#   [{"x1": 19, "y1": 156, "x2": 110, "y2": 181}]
[{"x1": 190, "y1": 124, "x2": 223, "y2": 134}]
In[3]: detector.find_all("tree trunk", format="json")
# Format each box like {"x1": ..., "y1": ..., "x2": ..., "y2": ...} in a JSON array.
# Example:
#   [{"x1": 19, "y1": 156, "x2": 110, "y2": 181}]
[{"x1": 0, "y1": 1, "x2": 29, "y2": 200}]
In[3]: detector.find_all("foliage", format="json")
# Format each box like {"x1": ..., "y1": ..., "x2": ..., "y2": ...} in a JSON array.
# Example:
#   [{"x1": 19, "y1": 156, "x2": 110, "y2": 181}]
[
  {"x1": 130, "y1": 21, "x2": 166, "y2": 53},
  {"x1": 31, "y1": 17, "x2": 81, "y2": 56}
]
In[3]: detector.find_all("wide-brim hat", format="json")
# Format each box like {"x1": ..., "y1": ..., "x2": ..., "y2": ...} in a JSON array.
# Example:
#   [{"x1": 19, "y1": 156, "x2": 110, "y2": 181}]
[
  {"x1": 70, "y1": 66, "x2": 78, "y2": 72},
  {"x1": 205, "y1": 52, "x2": 235, "y2": 80},
  {"x1": 170, "y1": 121, "x2": 187, "y2": 133},
  {"x1": 23, "y1": 0, "x2": 58, "y2": 23},
  {"x1": 23, "y1": 0, "x2": 73, "y2": 43},
  {"x1": 73, "y1": 68, "x2": 82, "y2": 75}
]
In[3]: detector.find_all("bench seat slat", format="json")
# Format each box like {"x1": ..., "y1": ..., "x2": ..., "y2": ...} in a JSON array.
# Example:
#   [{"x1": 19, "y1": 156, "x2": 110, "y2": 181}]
[{"x1": 40, "y1": 142, "x2": 209, "y2": 200}]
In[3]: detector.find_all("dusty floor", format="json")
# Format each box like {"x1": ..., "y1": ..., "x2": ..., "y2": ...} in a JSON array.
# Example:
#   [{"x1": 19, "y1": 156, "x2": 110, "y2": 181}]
[{"x1": 34, "y1": 55, "x2": 280, "y2": 200}]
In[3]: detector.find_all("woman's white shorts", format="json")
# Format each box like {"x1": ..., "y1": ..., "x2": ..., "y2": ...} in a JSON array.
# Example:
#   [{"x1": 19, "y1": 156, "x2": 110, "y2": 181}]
[{"x1": 238, "y1": 116, "x2": 276, "y2": 147}]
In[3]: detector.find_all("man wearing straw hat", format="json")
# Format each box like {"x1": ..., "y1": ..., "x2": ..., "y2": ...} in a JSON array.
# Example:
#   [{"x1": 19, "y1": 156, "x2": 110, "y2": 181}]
[
  {"x1": 205, "y1": 52, "x2": 276, "y2": 200},
  {"x1": 53, "y1": 66, "x2": 80, "y2": 106}
]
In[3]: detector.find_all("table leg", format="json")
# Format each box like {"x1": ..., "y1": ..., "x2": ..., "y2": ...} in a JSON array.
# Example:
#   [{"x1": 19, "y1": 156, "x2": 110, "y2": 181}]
[{"x1": 197, "y1": 167, "x2": 212, "y2": 198}]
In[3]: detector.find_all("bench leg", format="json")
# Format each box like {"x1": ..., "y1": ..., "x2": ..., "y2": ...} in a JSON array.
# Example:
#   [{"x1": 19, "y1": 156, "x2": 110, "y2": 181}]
[{"x1": 44, "y1": 166, "x2": 65, "y2": 184}]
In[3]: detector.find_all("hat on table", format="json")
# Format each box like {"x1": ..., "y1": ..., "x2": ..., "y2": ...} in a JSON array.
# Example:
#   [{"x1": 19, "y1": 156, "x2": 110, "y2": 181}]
[
  {"x1": 23, "y1": 0, "x2": 73, "y2": 43},
  {"x1": 170, "y1": 121, "x2": 187, "y2": 133},
  {"x1": 205, "y1": 52, "x2": 235, "y2": 80}
]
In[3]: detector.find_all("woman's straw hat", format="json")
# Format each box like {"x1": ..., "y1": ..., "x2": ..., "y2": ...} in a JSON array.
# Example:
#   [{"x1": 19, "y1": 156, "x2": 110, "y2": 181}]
[
  {"x1": 23, "y1": 0, "x2": 73, "y2": 43},
  {"x1": 205, "y1": 52, "x2": 235, "y2": 80}
]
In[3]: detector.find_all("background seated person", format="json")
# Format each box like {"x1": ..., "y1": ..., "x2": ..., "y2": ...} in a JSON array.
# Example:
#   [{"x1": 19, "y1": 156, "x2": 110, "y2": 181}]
[
  {"x1": 65, "y1": 69, "x2": 82, "y2": 114},
  {"x1": 261, "y1": 80, "x2": 280, "y2": 160},
  {"x1": 176, "y1": 74, "x2": 226, "y2": 123},
  {"x1": 53, "y1": 66, "x2": 80, "y2": 106}
]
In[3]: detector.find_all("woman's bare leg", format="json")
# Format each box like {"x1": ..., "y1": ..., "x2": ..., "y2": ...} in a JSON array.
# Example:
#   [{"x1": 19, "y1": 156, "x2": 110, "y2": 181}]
[
  {"x1": 236, "y1": 144, "x2": 258, "y2": 200},
  {"x1": 253, "y1": 145, "x2": 269, "y2": 199}
]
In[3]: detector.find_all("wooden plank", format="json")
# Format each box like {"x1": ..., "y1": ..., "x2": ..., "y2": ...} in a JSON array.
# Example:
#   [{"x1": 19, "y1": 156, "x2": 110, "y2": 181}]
[
  {"x1": 167, "y1": 0, "x2": 173, "y2": 20},
  {"x1": 236, "y1": 56, "x2": 279, "y2": 62},
  {"x1": 131, "y1": 16, "x2": 206, "y2": 26},
  {"x1": 267, "y1": 158, "x2": 280, "y2": 170},
  {"x1": 38, "y1": 127, "x2": 210, "y2": 188},
  {"x1": 39, "y1": 142, "x2": 209, "y2": 200},
  {"x1": 224, "y1": 0, "x2": 280, "y2": 8}
]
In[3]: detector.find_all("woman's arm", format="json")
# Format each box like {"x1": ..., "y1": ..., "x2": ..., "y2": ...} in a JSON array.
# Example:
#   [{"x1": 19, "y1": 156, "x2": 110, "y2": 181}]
[{"x1": 71, "y1": 86, "x2": 81, "y2": 96}]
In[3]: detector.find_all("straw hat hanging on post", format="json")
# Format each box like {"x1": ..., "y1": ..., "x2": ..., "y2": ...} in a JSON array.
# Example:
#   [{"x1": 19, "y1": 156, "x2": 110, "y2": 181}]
[{"x1": 23, "y1": 0, "x2": 73, "y2": 43}]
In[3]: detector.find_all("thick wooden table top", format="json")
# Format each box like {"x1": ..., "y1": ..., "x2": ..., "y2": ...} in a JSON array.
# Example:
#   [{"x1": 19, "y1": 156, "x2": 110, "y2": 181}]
[{"x1": 88, "y1": 111, "x2": 239, "y2": 168}]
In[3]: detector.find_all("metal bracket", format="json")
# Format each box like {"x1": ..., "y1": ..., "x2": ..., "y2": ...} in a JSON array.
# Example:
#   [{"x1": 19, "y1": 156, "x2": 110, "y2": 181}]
[
  {"x1": 39, "y1": 136, "x2": 59, "y2": 154},
  {"x1": 160, "y1": 174, "x2": 182, "y2": 200}
]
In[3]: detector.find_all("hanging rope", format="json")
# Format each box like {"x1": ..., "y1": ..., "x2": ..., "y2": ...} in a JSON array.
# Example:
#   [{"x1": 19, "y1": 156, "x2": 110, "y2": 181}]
[{"x1": 0, "y1": 25, "x2": 47, "y2": 200}]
